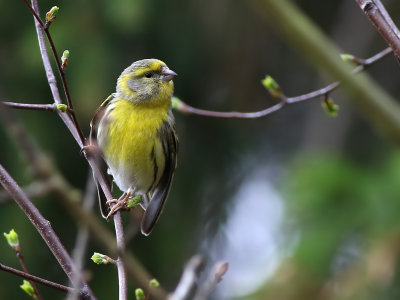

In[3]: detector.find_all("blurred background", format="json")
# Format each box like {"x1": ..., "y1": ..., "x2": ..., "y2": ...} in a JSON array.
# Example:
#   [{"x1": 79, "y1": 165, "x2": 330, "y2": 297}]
[{"x1": 1, "y1": 0, "x2": 400, "y2": 299}]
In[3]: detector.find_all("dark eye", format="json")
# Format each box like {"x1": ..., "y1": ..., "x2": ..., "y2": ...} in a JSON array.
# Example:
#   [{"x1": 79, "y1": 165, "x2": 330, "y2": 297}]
[{"x1": 144, "y1": 72, "x2": 153, "y2": 78}]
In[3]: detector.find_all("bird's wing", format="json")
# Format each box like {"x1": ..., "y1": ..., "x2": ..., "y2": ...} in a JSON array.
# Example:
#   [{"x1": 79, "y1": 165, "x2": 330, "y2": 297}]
[
  {"x1": 141, "y1": 112, "x2": 179, "y2": 235},
  {"x1": 89, "y1": 93, "x2": 115, "y2": 218}
]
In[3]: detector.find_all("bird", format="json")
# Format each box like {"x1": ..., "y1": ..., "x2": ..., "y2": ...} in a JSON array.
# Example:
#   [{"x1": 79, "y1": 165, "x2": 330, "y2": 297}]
[{"x1": 89, "y1": 58, "x2": 178, "y2": 235}]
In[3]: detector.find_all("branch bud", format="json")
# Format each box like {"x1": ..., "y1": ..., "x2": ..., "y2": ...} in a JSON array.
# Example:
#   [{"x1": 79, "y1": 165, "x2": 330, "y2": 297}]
[
  {"x1": 61, "y1": 50, "x2": 70, "y2": 71},
  {"x1": 56, "y1": 104, "x2": 68, "y2": 112},
  {"x1": 127, "y1": 195, "x2": 141, "y2": 208},
  {"x1": 261, "y1": 75, "x2": 283, "y2": 99},
  {"x1": 4, "y1": 229, "x2": 20, "y2": 252},
  {"x1": 171, "y1": 96, "x2": 184, "y2": 110},
  {"x1": 45, "y1": 6, "x2": 59, "y2": 23},
  {"x1": 135, "y1": 288, "x2": 145, "y2": 300},
  {"x1": 340, "y1": 53, "x2": 362, "y2": 66},
  {"x1": 149, "y1": 278, "x2": 159, "y2": 288},
  {"x1": 20, "y1": 280, "x2": 37, "y2": 299},
  {"x1": 91, "y1": 252, "x2": 115, "y2": 265},
  {"x1": 321, "y1": 96, "x2": 339, "y2": 117}
]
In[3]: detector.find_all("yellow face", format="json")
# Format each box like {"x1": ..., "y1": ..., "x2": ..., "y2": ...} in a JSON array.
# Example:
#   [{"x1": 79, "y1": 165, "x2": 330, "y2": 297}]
[{"x1": 116, "y1": 59, "x2": 177, "y2": 105}]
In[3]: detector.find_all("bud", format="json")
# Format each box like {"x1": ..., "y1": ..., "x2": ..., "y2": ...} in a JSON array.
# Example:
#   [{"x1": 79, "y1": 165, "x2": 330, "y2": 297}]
[
  {"x1": 149, "y1": 278, "x2": 159, "y2": 288},
  {"x1": 45, "y1": 6, "x2": 59, "y2": 23},
  {"x1": 135, "y1": 288, "x2": 145, "y2": 300},
  {"x1": 321, "y1": 97, "x2": 339, "y2": 117},
  {"x1": 56, "y1": 104, "x2": 68, "y2": 112},
  {"x1": 340, "y1": 53, "x2": 362, "y2": 66},
  {"x1": 61, "y1": 50, "x2": 70, "y2": 70},
  {"x1": 127, "y1": 195, "x2": 141, "y2": 208},
  {"x1": 91, "y1": 252, "x2": 115, "y2": 265},
  {"x1": 20, "y1": 280, "x2": 36, "y2": 299},
  {"x1": 4, "y1": 229, "x2": 20, "y2": 252},
  {"x1": 171, "y1": 96, "x2": 184, "y2": 111},
  {"x1": 261, "y1": 75, "x2": 283, "y2": 99}
]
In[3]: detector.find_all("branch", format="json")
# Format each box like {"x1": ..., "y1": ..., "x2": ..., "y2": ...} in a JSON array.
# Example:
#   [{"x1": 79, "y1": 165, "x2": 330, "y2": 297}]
[
  {"x1": 0, "y1": 262, "x2": 78, "y2": 296},
  {"x1": 354, "y1": 0, "x2": 400, "y2": 59},
  {"x1": 0, "y1": 108, "x2": 167, "y2": 300},
  {"x1": 1, "y1": 102, "x2": 58, "y2": 111},
  {"x1": 24, "y1": 0, "x2": 85, "y2": 143},
  {"x1": 174, "y1": 47, "x2": 392, "y2": 119},
  {"x1": 254, "y1": 0, "x2": 400, "y2": 144},
  {"x1": 0, "y1": 164, "x2": 95, "y2": 300}
]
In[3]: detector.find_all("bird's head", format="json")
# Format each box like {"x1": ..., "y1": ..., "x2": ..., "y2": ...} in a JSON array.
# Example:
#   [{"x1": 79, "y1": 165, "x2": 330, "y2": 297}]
[{"x1": 116, "y1": 58, "x2": 177, "y2": 105}]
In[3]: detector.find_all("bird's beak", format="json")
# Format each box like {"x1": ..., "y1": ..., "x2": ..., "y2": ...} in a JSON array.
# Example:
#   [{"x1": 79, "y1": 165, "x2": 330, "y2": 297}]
[{"x1": 161, "y1": 68, "x2": 177, "y2": 82}]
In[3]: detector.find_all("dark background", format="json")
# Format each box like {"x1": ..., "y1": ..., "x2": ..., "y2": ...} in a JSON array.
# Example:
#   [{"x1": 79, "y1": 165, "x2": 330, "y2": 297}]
[{"x1": 1, "y1": 0, "x2": 400, "y2": 299}]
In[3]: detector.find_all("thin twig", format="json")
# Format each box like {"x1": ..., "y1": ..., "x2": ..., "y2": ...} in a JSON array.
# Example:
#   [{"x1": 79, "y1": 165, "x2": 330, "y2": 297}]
[
  {"x1": 0, "y1": 164, "x2": 95, "y2": 300},
  {"x1": 354, "y1": 0, "x2": 400, "y2": 59},
  {"x1": 175, "y1": 47, "x2": 392, "y2": 118},
  {"x1": 16, "y1": 251, "x2": 43, "y2": 300},
  {"x1": 0, "y1": 262, "x2": 77, "y2": 295},
  {"x1": 23, "y1": 0, "x2": 85, "y2": 142},
  {"x1": 114, "y1": 212, "x2": 128, "y2": 300},
  {"x1": 1, "y1": 102, "x2": 58, "y2": 111}
]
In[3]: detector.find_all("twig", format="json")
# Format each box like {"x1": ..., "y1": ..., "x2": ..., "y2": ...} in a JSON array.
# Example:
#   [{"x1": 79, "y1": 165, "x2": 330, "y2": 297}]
[
  {"x1": 0, "y1": 180, "x2": 52, "y2": 203},
  {"x1": 1, "y1": 102, "x2": 58, "y2": 111},
  {"x1": 114, "y1": 212, "x2": 128, "y2": 300},
  {"x1": 354, "y1": 0, "x2": 400, "y2": 59},
  {"x1": 169, "y1": 255, "x2": 206, "y2": 300},
  {"x1": 175, "y1": 47, "x2": 392, "y2": 118},
  {"x1": 24, "y1": 0, "x2": 85, "y2": 142},
  {"x1": 255, "y1": 0, "x2": 400, "y2": 144},
  {"x1": 0, "y1": 164, "x2": 95, "y2": 300},
  {"x1": 0, "y1": 105, "x2": 167, "y2": 299},
  {"x1": 16, "y1": 250, "x2": 43, "y2": 300},
  {"x1": 193, "y1": 261, "x2": 229, "y2": 300},
  {"x1": 0, "y1": 262, "x2": 77, "y2": 295}
]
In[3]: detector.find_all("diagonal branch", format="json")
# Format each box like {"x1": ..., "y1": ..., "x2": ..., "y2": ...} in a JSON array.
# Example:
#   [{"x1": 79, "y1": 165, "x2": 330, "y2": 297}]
[
  {"x1": 354, "y1": 0, "x2": 400, "y2": 59},
  {"x1": 0, "y1": 164, "x2": 95, "y2": 300}
]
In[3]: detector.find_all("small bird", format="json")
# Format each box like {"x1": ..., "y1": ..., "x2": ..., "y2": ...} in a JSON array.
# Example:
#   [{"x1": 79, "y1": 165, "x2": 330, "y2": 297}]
[{"x1": 89, "y1": 58, "x2": 178, "y2": 235}]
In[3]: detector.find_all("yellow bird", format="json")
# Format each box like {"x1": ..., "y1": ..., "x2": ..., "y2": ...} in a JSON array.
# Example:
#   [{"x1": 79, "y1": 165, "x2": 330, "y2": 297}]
[{"x1": 90, "y1": 58, "x2": 178, "y2": 235}]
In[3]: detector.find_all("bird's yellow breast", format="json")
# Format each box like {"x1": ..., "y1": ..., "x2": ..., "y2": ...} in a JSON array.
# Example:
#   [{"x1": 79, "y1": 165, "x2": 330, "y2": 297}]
[{"x1": 98, "y1": 98, "x2": 169, "y2": 193}]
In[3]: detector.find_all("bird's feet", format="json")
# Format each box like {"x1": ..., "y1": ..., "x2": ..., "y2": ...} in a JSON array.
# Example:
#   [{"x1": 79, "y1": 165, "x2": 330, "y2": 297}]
[{"x1": 106, "y1": 193, "x2": 131, "y2": 219}]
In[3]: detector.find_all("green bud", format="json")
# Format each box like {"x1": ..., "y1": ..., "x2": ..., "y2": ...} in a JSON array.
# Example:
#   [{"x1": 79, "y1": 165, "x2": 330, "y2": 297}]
[
  {"x1": 171, "y1": 96, "x2": 183, "y2": 110},
  {"x1": 321, "y1": 97, "x2": 339, "y2": 117},
  {"x1": 91, "y1": 252, "x2": 114, "y2": 265},
  {"x1": 127, "y1": 195, "x2": 142, "y2": 208},
  {"x1": 61, "y1": 50, "x2": 70, "y2": 69},
  {"x1": 261, "y1": 75, "x2": 283, "y2": 99},
  {"x1": 340, "y1": 53, "x2": 362, "y2": 66},
  {"x1": 149, "y1": 278, "x2": 159, "y2": 288},
  {"x1": 46, "y1": 6, "x2": 59, "y2": 23},
  {"x1": 20, "y1": 280, "x2": 36, "y2": 299},
  {"x1": 135, "y1": 288, "x2": 145, "y2": 300},
  {"x1": 4, "y1": 229, "x2": 20, "y2": 252},
  {"x1": 56, "y1": 104, "x2": 68, "y2": 112}
]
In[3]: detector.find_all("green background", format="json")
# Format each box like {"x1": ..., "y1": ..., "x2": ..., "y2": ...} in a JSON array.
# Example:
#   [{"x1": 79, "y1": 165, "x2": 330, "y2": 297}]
[{"x1": 1, "y1": 0, "x2": 400, "y2": 299}]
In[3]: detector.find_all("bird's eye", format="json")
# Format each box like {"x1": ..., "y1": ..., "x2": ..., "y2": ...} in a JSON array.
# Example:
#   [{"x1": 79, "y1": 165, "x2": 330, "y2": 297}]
[{"x1": 144, "y1": 72, "x2": 153, "y2": 78}]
